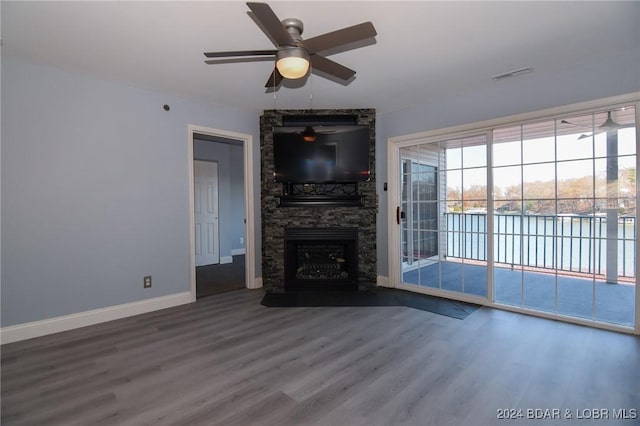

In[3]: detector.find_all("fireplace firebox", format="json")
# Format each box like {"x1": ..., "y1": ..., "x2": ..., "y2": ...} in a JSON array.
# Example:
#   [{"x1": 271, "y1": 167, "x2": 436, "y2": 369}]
[{"x1": 284, "y1": 227, "x2": 358, "y2": 291}]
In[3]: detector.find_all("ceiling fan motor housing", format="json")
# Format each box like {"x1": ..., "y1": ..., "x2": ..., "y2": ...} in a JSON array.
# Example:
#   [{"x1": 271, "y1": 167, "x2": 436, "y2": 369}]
[{"x1": 281, "y1": 18, "x2": 304, "y2": 41}]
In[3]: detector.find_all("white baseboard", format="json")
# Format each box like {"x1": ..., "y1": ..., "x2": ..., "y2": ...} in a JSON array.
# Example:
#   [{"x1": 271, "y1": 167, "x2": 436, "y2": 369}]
[
  {"x1": 248, "y1": 276, "x2": 263, "y2": 290},
  {"x1": 220, "y1": 256, "x2": 233, "y2": 264},
  {"x1": 231, "y1": 248, "x2": 246, "y2": 256},
  {"x1": 0, "y1": 292, "x2": 192, "y2": 345},
  {"x1": 377, "y1": 275, "x2": 393, "y2": 288}
]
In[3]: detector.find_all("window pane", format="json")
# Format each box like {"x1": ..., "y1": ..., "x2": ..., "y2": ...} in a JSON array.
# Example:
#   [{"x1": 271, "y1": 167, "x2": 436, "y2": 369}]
[
  {"x1": 557, "y1": 159, "x2": 593, "y2": 199},
  {"x1": 557, "y1": 114, "x2": 594, "y2": 161},
  {"x1": 522, "y1": 121, "x2": 555, "y2": 164},
  {"x1": 594, "y1": 158, "x2": 607, "y2": 199},
  {"x1": 523, "y1": 163, "x2": 556, "y2": 200},
  {"x1": 463, "y1": 200, "x2": 487, "y2": 214},
  {"x1": 494, "y1": 126, "x2": 522, "y2": 167},
  {"x1": 494, "y1": 165, "x2": 521, "y2": 201},
  {"x1": 446, "y1": 200, "x2": 462, "y2": 214},
  {"x1": 446, "y1": 169, "x2": 462, "y2": 200},
  {"x1": 463, "y1": 143, "x2": 486, "y2": 168},
  {"x1": 619, "y1": 160, "x2": 635, "y2": 217},
  {"x1": 463, "y1": 167, "x2": 487, "y2": 201},
  {"x1": 557, "y1": 199, "x2": 594, "y2": 215},
  {"x1": 523, "y1": 198, "x2": 556, "y2": 216},
  {"x1": 594, "y1": 132, "x2": 607, "y2": 158},
  {"x1": 618, "y1": 127, "x2": 637, "y2": 156},
  {"x1": 444, "y1": 145, "x2": 462, "y2": 170}
]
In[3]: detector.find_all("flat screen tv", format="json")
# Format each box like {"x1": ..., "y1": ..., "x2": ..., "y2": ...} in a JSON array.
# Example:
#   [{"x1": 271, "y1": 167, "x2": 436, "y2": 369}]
[{"x1": 273, "y1": 125, "x2": 371, "y2": 183}]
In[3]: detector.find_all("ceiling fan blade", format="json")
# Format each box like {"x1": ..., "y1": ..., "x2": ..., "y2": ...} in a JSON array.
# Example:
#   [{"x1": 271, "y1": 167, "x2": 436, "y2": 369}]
[
  {"x1": 247, "y1": 2, "x2": 296, "y2": 47},
  {"x1": 310, "y1": 55, "x2": 355, "y2": 81},
  {"x1": 204, "y1": 49, "x2": 276, "y2": 58},
  {"x1": 303, "y1": 22, "x2": 377, "y2": 54},
  {"x1": 205, "y1": 57, "x2": 275, "y2": 65},
  {"x1": 560, "y1": 119, "x2": 591, "y2": 129},
  {"x1": 264, "y1": 67, "x2": 284, "y2": 88}
]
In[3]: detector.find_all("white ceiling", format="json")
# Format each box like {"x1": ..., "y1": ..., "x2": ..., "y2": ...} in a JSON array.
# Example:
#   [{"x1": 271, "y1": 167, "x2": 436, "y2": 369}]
[{"x1": 3, "y1": 1, "x2": 639, "y2": 114}]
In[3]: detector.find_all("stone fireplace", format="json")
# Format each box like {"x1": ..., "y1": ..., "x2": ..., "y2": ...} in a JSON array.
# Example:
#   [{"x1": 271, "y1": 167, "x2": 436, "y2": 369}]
[{"x1": 261, "y1": 109, "x2": 377, "y2": 292}]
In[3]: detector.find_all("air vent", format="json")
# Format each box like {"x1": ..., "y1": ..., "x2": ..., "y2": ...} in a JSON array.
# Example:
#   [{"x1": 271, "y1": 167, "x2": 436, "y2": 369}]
[{"x1": 492, "y1": 67, "x2": 534, "y2": 81}]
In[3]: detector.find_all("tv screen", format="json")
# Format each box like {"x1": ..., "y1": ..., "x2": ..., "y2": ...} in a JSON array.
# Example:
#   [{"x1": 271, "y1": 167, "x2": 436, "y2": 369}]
[{"x1": 273, "y1": 125, "x2": 371, "y2": 183}]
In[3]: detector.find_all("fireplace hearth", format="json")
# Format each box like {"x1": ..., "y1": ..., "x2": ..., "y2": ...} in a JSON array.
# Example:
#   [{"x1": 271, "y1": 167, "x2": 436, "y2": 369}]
[{"x1": 285, "y1": 227, "x2": 358, "y2": 291}]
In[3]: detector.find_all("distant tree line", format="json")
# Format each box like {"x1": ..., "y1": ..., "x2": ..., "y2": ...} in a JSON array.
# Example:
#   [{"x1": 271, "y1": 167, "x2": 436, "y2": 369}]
[{"x1": 446, "y1": 167, "x2": 636, "y2": 215}]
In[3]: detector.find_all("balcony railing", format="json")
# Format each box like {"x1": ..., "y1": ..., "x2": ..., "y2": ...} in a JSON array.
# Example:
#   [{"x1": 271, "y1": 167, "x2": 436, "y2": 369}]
[{"x1": 445, "y1": 213, "x2": 636, "y2": 278}]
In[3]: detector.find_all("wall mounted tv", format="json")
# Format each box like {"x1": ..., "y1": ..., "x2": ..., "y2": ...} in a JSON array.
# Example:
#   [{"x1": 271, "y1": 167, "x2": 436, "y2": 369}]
[{"x1": 273, "y1": 125, "x2": 371, "y2": 183}]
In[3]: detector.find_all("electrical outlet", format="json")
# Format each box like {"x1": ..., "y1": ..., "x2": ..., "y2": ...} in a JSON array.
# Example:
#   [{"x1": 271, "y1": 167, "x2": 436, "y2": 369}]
[
  {"x1": 240, "y1": 237, "x2": 244, "y2": 244},
  {"x1": 144, "y1": 275, "x2": 152, "y2": 288}
]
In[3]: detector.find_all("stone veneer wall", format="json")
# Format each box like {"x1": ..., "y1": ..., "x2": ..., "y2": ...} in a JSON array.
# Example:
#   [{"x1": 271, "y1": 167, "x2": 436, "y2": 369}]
[{"x1": 261, "y1": 108, "x2": 377, "y2": 292}]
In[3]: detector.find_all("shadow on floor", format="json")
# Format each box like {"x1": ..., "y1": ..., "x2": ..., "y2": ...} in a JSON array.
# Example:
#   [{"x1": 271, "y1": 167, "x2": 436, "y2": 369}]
[{"x1": 196, "y1": 255, "x2": 245, "y2": 298}]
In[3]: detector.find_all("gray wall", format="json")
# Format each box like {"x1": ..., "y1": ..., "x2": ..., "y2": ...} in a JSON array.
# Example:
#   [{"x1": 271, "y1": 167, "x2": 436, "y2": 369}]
[
  {"x1": 193, "y1": 139, "x2": 245, "y2": 259},
  {"x1": 1, "y1": 57, "x2": 261, "y2": 326},
  {"x1": 375, "y1": 47, "x2": 640, "y2": 279}
]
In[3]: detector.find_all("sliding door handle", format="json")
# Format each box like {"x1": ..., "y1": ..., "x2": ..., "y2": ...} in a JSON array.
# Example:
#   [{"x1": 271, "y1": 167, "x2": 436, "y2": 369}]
[{"x1": 396, "y1": 207, "x2": 405, "y2": 224}]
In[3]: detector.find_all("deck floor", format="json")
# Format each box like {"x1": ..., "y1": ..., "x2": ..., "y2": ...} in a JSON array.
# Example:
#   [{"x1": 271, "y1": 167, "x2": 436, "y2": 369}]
[{"x1": 403, "y1": 261, "x2": 635, "y2": 327}]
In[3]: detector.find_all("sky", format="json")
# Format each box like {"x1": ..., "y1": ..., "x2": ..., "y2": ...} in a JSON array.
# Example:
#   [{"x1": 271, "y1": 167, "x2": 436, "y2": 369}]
[{"x1": 445, "y1": 128, "x2": 636, "y2": 194}]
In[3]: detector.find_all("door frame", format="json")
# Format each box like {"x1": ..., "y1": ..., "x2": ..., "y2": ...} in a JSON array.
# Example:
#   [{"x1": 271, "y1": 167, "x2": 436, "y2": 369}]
[
  {"x1": 188, "y1": 124, "x2": 257, "y2": 302},
  {"x1": 387, "y1": 92, "x2": 640, "y2": 335},
  {"x1": 388, "y1": 132, "x2": 490, "y2": 307}
]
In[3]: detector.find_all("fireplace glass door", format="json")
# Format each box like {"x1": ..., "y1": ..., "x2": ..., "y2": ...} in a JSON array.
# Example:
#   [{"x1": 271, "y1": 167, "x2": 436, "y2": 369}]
[{"x1": 285, "y1": 227, "x2": 358, "y2": 291}]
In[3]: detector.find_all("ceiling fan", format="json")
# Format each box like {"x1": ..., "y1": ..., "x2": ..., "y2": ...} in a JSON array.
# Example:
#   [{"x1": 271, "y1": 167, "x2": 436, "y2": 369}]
[
  {"x1": 561, "y1": 111, "x2": 635, "y2": 139},
  {"x1": 203, "y1": 2, "x2": 377, "y2": 89}
]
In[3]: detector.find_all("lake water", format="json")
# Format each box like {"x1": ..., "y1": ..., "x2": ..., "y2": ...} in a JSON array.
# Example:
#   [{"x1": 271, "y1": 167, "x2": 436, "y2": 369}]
[{"x1": 445, "y1": 214, "x2": 636, "y2": 277}]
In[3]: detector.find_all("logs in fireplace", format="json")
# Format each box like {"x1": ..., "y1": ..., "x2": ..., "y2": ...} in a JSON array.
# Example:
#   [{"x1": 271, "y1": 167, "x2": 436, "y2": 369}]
[{"x1": 284, "y1": 227, "x2": 358, "y2": 291}]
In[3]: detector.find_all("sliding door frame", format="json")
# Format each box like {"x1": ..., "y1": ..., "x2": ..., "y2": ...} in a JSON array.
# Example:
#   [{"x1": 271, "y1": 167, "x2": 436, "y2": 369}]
[{"x1": 387, "y1": 92, "x2": 640, "y2": 335}]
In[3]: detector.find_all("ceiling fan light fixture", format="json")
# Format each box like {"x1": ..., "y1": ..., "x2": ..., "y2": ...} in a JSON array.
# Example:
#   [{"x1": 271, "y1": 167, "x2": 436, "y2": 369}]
[
  {"x1": 302, "y1": 126, "x2": 317, "y2": 142},
  {"x1": 276, "y1": 47, "x2": 310, "y2": 79}
]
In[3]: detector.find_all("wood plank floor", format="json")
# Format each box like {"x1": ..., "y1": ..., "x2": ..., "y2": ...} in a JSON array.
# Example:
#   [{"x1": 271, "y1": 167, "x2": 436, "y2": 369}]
[
  {"x1": 196, "y1": 255, "x2": 245, "y2": 298},
  {"x1": 2, "y1": 289, "x2": 639, "y2": 425}
]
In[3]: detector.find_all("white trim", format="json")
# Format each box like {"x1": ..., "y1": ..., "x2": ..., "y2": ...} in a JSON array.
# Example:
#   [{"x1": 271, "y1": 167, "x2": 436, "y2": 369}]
[
  {"x1": 220, "y1": 256, "x2": 233, "y2": 264},
  {"x1": 251, "y1": 277, "x2": 263, "y2": 290},
  {"x1": 188, "y1": 125, "x2": 256, "y2": 297},
  {"x1": 0, "y1": 292, "x2": 192, "y2": 344},
  {"x1": 485, "y1": 129, "x2": 495, "y2": 303},
  {"x1": 231, "y1": 248, "x2": 246, "y2": 256},
  {"x1": 388, "y1": 92, "x2": 640, "y2": 334},
  {"x1": 397, "y1": 282, "x2": 489, "y2": 306},
  {"x1": 387, "y1": 134, "x2": 402, "y2": 296},
  {"x1": 377, "y1": 275, "x2": 392, "y2": 288}
]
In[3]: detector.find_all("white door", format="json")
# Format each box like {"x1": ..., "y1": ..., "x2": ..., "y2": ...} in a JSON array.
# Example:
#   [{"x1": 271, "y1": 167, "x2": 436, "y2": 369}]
[{"x1": 194, "y1": 160, "x2": 220, "y2": 266}]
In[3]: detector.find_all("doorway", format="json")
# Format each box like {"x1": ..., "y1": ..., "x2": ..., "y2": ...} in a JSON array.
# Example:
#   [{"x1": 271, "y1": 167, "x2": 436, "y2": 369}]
[
  {"x1": 188, "y1": 125, "x2": 257, "y2": 301},
  {"x1": 194, "y1": 160, "x2": 220, "y2": 267},
  {"x1": 396, "y1": 134, "x2": 489, "y2": 298}
]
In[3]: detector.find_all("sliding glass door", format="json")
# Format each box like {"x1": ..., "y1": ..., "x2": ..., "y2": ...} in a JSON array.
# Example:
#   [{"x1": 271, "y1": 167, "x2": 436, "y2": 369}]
[
  {"x1": 399, "y1": 134, "x2": 489, "y2": 299},
  {"x1": 492, "y1": 107, "x2": 636, "y2": 326},
  {"x1": 391, "y1": 100, "x2": 637, "y2": 331}
]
